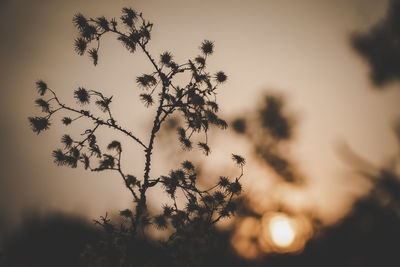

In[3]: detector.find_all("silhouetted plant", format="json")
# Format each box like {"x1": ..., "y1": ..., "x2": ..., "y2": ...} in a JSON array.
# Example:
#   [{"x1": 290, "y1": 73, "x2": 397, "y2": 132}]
[{"x1": 28, "y1": 7, "x2": 244, "y2": 266}]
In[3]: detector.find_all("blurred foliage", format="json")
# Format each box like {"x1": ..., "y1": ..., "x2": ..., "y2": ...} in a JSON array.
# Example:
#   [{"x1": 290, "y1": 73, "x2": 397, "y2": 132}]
[
  {"x1": 231, "y1": 94, "x2": 302, "y2": 183},
  {"x1": 352, "y1": 0, "x2": 400, "y2": 87}
]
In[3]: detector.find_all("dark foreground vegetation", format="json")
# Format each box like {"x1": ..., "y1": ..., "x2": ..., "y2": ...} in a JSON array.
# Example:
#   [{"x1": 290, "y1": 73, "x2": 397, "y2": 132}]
[{"x1": 2, "y1": 169, "x2": 399, "y2": 267}]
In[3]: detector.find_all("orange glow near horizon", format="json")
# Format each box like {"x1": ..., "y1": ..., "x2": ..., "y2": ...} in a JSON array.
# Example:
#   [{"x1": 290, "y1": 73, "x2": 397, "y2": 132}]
[
  {"x1": 232, "y1": 212, "x2": 314, "y2": 259},
  {"x1": 269, "y1": 214, "x2": 296, "y2": 247}
]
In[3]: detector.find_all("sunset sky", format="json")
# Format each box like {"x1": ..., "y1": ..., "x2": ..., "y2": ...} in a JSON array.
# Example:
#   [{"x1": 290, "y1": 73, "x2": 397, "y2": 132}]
[{"x1": 1, "y1": 0, "x2": 399, "y2": 240}]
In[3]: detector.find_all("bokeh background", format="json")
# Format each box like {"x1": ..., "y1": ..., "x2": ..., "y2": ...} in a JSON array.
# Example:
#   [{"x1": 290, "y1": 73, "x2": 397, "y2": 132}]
[{"x1": 1, "y1": 0, "x2": 400, "y2": 265}]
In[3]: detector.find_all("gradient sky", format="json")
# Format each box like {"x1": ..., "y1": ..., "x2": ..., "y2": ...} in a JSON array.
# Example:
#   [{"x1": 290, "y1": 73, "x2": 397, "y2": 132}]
[{"x1": 1, "y1": 0, "x2": 399, "y2": 236}]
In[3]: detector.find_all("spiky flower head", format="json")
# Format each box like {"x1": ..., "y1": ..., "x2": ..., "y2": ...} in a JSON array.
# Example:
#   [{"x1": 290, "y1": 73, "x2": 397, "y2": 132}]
[
  {"x1": 218, "y1": 176, "x2": 230, "y2": 187},
  {"x1": 177, "y1": 127, "x2": 186, "y2": 138},
  {"x1": 35, "y1": 98, "x2": 50, "y2": 113},
  {"x1": 74, "y1": 37, "x2": 87, "y2": 56},
  {"x1": 153, "y1": 215, "x2": 168, "y2": 229},
  {"x1": 95, "y1": 97, "x2": 112, "y2": 112},
  {"x1": 160, "y1": 51, "x2": 173, "y2": 65},
  {"x1": 28, "y1": 117, "x2": 50, "y2": 134},
  {"x1": 179, "y1": 137, "x2": 192, "y2": 150},
  {"x1": 163, "y1": 205, "x2": 174, "y2": 217},
  {"x1": 121, "y1": 7, "x2": 137, "y2": 27},
  {"x1": 88, "y1": 48, "x2": 98, "y2": 66},
  {"x1": 215, "y1": 71, "x2": 227, "y2": 83},
  {"x1": 61, "y1": 134, "x2": 73, "y2": 148},
  {"x1": 36, "y1": 80, "x2": 48, "y2": 96},
  {"x1": 73, "y1": 13, "x2": 88, "y2": 30},
  {"x1": 232, "y1": 154, "x2": 245, "y2": 166},
  {"x1": 195, "y1": 56, "x2": 206, "y2": 68},
  {"x1": 122, "y1": 8, "x2": 137, "y2": 19},
  {"x1": 81, "y1": 25, "x2": 97, "y2": 41},
  {"x1": 136, "y1": 74, "x2": 157, "y2": 88},
  {"x1": 216, "y1": 118, "x2": 228, "y2": 129},
  {"x1": 118, "y1": 35, "x2": 136, "y2": 53},
  {"x1": 200, "y1": 40, "x2": 214, "y2": 55},
  {"x1": 125, "y1": 175, "x2": 137, "y2": 187},
  {"x1": 140, "y1": 93, "x2": 153, "y2": 107},
  {"x1": 198, "y1": 142, "x2": 210, "y2": 155},
  {"x1": 181, "y1": 160, "x2": 194, "y2": 171},
  {"x1": 96, "y1": 16, "x2": 109, "y2": 31},
  {"x1": 74, "y1": 87, "x2": 90, "y2": 104},
  {"x1": 214, "y1": 191, "x2": 225, "y2": 204},
  {"x1": 228, "y1": 180, "x2": 242, "y2": 195},
  {"x1": 62, "y1": 117, "x2": 72, "y2": 126},
  {"x1": 52, "y1": 149, "x2": 66, "y2": 166},
  {"x1": 107, "y1": 140, "x2": 122, "y2": 152}
]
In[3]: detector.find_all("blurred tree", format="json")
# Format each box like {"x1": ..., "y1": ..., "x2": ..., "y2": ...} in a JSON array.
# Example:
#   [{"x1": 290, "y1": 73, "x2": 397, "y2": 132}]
[
  {"x1": 352, "y1": 0, "x2": 400, "y2": 88},
  {"x1": 232, "y1": 94, "x2": 302, "y2": 183},
  {"x1": 28, "y1": 7, "x2": 245, "y2": 266}
]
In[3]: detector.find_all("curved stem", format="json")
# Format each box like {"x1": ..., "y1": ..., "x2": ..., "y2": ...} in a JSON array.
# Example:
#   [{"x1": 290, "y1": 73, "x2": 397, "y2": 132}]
[{"x1": 48, "y1": 89, "x2": 147, "y2": 149}]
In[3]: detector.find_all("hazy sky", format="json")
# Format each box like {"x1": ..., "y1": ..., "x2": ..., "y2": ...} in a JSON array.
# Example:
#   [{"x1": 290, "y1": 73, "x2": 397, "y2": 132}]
[{"x1": 1, "y1": 0, "x2": 399, "y2": 235}]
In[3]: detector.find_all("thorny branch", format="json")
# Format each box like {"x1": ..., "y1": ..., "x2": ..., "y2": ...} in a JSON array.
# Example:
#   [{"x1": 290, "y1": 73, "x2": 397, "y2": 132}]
[{"x1": 28, "y1": 7, "x2": 244, "y2": 241}]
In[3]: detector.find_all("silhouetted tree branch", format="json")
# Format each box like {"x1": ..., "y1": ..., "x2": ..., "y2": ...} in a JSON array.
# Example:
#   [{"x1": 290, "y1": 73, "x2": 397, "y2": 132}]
[{"x1": 28, "y1": 7, "x2": 244, "y2": 265}]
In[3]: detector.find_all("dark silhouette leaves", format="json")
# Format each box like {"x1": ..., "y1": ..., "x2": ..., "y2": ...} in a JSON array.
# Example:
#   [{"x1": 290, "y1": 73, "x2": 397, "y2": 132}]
[
  {"x1": 61, "y1": 134, "x2": 73, "y2": 148},
  {"x1": 74, "y1": 37, "x2": 87, "y2": 55},
  {"x1": 88, "y1": 49, "x2": 98, "y2": 66},
  {"x1": 73, "y1": 13, "x2": 88, "y2": 31},
  {"x1": 35, "y1": 98, "x2": 50, "y2": 113},
  {"x1": 28, "y1": 7, "x2": 245, "y2": 266},
  {"x1": 121, "y1": 7, "x2": 138, "y2": 27},
  {"x1": 36, "y1": 80, "x2": 48, "y2": 96},
  {"x1": 198, "y1": 142, "x2": 210, "y2": 155},
  {"x1": 139, "y1": 93, "x2": 153, "y2": 107},
  {"x1": 153, "y1": 215, "x2": 168, "y2": 230},
  {"x1": 136, "y1": 74, "x2": 157, "y2": 88},
  {"x1": 95, "y1": 16, "x2": 110, "y2": 31},
  {"x1": 107, "y1": 141, "x2": 122, "y2": 152},
  {"x1": 181, "y1": 160, "x2": 195, "y2": 171},
  {"x1": 28, "y1": 117, "x2": 50, "y2": 134}
]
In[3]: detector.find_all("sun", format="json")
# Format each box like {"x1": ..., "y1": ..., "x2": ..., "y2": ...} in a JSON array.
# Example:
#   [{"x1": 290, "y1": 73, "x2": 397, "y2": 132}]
[{"x1": 269, "y1": 214, "x2": 295, "y2": 247}]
